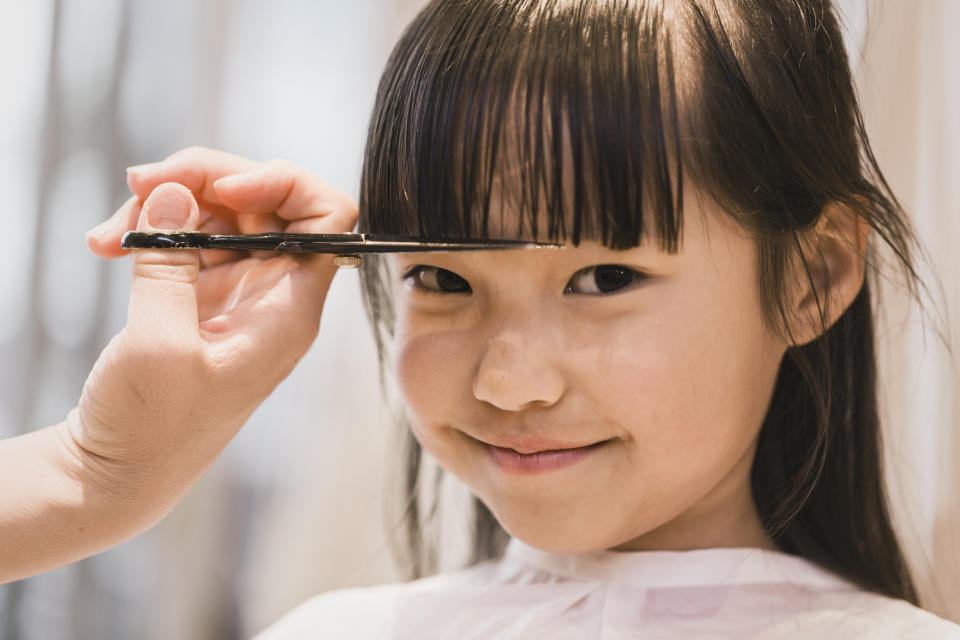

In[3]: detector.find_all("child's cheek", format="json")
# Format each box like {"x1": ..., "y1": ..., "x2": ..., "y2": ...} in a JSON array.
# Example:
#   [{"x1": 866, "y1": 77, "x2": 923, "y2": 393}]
[
  {"x1": 590, "y1": 305, "x2": 747, "y2": 472},
  {"x1": 587, "y1": 309, "x2": 690, "y2": 436},
  {"x1": 393, "y1": 325, "x2": 476, "y2": 462}
]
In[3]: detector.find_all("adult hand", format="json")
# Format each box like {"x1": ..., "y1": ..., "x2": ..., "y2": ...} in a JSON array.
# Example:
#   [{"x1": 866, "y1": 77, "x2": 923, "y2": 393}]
[{"x1": 76, "y1": 147, "x2": 358, "y2": 509}]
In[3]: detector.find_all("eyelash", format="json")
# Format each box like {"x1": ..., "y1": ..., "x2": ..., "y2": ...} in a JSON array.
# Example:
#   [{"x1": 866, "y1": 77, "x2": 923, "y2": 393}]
[{"x1": 400, "y1": 264, "x2": 648, "y2": 296}]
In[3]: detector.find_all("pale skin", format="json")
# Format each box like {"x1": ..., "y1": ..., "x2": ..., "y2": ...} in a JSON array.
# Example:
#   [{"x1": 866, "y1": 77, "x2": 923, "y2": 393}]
[
  {"x1": 0, "y1": 148, "x2": 358, "y2": 584},
  {"x1": 0, "y1": 147, "x2": 869, "y2": 583},
  {"x1": 391, "y1": 183, "x2": 870, "y2": 554}
]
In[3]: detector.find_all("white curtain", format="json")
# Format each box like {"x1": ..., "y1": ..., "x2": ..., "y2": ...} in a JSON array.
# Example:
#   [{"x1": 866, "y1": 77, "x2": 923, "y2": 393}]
[{"x1": 854, "y1": 0, "x2": 960, "y2": 621}]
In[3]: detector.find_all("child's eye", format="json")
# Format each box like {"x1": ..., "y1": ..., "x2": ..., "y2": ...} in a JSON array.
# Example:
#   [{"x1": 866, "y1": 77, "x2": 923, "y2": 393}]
[
  {"x1": 564, "y1": 265, "x2": 645, "y2": 295},
  {"x1": 401, "y1": 265, "x2": 472, "y2": 295},
  {"x1": 401, "y1": 264, "x2": 646, "y2": 296}
]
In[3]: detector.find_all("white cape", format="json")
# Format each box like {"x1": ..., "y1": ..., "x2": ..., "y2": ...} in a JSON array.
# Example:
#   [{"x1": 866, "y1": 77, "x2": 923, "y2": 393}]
[{"x1": 256, "y1": 538, "x2": 960, "y2": 639}]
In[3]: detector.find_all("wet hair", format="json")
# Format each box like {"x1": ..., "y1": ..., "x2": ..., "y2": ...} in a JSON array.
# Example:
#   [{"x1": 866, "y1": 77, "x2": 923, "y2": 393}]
[{"x1": 357, "y1": 0, "x2": 926, "y2": 603}]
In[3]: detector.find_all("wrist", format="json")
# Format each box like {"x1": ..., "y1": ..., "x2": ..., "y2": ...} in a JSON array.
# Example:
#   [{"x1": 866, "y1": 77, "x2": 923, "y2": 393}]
[
  {"x1": 55, "y1": 406, "x2": 243, "y2": 525},
  {"x1": 0, "y1": 415, "x2": 169, "y2": 584},
  {"x1": 52, "y1": 408, "x2": 178, "y2": 533}
]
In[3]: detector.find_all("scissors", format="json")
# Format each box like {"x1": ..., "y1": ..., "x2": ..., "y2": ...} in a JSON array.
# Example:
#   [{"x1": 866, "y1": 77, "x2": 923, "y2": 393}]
[{"x1": 121, "y1": 231, "x2": 565, "y2": 268}]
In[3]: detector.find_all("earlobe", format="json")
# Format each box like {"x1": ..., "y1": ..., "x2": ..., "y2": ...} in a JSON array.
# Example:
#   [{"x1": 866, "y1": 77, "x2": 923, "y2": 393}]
[{"x1": 788, "y1": 200, "x2": 871, "y2": 347}]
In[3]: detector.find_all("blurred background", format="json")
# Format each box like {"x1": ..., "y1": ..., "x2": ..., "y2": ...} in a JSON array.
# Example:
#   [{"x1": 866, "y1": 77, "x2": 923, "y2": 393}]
[{"x1": 0, "y1": 0, "x2": 956, "y2": 638}]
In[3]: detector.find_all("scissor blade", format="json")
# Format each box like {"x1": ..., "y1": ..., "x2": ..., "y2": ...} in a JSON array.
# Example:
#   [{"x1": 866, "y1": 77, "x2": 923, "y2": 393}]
[
  {"x1": 120, "y1": 231, "x2": 564, "y2": 253},
  {"x1": 304, "y1": 236, "x2": 563, "y2": 253}
]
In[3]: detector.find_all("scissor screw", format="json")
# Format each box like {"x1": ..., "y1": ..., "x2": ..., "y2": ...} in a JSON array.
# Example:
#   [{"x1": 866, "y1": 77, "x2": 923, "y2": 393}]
[{"x1": 333, "y1": 254, "x2": 363, "y2": 268}]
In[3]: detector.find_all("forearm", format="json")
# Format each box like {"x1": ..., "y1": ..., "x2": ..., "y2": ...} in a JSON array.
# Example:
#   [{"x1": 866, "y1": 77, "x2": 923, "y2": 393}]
[{"x1": 0, "y1": 409, "x2": 170, "y2": 584}]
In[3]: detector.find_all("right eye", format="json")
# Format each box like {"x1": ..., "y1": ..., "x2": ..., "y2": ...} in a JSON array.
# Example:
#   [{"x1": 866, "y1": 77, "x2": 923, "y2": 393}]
[{"x1": 401, "y1": 265, "x2": 472, "y2": 295}]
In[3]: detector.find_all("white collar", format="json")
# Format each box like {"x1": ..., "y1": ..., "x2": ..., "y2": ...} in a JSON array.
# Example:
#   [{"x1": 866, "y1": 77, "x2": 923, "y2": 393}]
[{"x1": 504, "y1": 537, "x2": 859, "y2": 590}]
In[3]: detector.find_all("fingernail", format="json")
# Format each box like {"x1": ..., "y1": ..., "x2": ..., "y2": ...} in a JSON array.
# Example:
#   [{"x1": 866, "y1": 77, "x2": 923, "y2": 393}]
[
  {"x1": 213, "y1": 175, "x2": 241, "y2": 190},
  {"x1": 127, "y1": 162, "x2": 162, "y2": 182},
  {"x1": 145, "y1": 191, "x2": 190, "y2": 229},
  {"x1": 87, "y1": 217, "x2": 114, "y2": 238},
  {"x1": 127, "y1": 162, "x2": 157, "y2": 174}
]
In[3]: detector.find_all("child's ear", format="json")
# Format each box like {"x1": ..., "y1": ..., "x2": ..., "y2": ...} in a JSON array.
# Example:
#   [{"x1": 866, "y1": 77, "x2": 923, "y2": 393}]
[{"x1": 787, "y1": 200, "x2": 872, "y2": 347}]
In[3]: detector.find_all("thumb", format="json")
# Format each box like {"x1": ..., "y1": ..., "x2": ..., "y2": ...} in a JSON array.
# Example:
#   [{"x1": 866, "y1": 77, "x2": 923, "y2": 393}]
[{"x1": 127, "y1": 182, "x2": 201, "y2": 342}]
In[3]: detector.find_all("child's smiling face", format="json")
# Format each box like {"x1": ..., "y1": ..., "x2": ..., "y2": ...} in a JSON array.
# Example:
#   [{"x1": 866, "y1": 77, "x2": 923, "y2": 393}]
[{"x1": 389, "y1": 184, "x2": 788, "y2": 553}]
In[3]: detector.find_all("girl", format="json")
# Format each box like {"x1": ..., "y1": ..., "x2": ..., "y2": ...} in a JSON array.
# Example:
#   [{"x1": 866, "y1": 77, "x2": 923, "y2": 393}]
[{"x1": 3, "y1": 0, "x2": 958, "y2": 637}]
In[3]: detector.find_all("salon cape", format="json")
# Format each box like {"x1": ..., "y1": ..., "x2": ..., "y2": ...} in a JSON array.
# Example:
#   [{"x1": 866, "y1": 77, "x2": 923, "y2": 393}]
[{"x1": 256, "y1": 537, "x2": 960, "y2": 639}]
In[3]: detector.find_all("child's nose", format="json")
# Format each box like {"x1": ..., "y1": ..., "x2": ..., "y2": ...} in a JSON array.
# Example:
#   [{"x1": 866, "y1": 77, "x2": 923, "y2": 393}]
[{"x1": 472, "y1": 330, "x2": 565, "y2": 411}]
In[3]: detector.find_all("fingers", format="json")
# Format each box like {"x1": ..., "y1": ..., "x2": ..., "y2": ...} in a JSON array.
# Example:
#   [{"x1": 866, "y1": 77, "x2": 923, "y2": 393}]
[
  {"x1": 101, "y1": 148, "x2": 358, "y2": 290},
  {"x1": 196, "y1": 255, "x2": 297, "y2": 324},
  {"x1": 194, "y1": 212, "x2": 247, "y2": 268},
  {"x1": 124, "y1": 149, "x2": 358, "y2": 237},
  {"x1": 202, "y1": 258, "x2": 331, "y2": 384},
  {"x1": 215, "y1": 159, "x2": 360, "y2": 273},
  {"x1": 212, "y1": 158, "x2": 359, "y2": 277},
  {"x1": 125, "y1": 150, "x2": 359, "y2": 235},
  {"x1": 212, "y1": 159, "x2": 359, "y2": 227},
  {"x1": 126, "y1": 147, "x2": 258, "y2": 206},
  {"x1": 86, "y1": 196, "x2": 141, "y2": 258},
  {"x1": 127, "y1": 183, "x2": 201, "y2": 342},
  {"x1": 85, "y1": 195, "x2": 244, "y2": 268}
]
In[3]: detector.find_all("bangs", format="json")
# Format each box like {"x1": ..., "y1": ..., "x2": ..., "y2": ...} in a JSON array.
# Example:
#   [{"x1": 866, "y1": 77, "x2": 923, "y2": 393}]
[{"x1": 359, "y1": 0, "x2": 684, "y2": 252}]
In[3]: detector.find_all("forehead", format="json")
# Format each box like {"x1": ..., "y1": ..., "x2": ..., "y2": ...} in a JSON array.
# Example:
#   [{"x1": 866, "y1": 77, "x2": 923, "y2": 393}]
[
  {"x1": 479, "y1": 131, "x2": 718, "y2": 253},
  {"x1": 395, "y1": 180, "x2": 737, "y2": 269},
  {"x1": 358, "y1": 0, "x2": 706, "y2": 255},
  {"x1": 474, "y1": 122, "x2": 665, "y2": 248}
]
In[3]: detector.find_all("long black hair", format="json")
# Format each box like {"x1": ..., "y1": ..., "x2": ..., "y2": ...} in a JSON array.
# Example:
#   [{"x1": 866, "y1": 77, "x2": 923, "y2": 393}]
[{"x1": 356, "y1": 0, "x2": 925, "y2": 603}]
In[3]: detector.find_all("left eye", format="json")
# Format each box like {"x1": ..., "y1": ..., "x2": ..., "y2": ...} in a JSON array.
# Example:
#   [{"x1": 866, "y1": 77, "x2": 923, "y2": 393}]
[
  {"x1": 401, "y1": 265, "x2": 472, "y2": 294},
  {"x1": 564, "y1": 265, "x2": 644, "y2": 295}
]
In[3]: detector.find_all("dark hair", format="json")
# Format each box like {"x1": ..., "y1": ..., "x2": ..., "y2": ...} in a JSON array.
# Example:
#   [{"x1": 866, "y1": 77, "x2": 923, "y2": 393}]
[{"x1": 357, "y1": 0, "x2": 926, "y2": 603}]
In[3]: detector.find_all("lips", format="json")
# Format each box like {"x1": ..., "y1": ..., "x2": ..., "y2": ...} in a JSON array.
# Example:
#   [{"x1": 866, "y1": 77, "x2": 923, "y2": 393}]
[
  {"x1": 484, "y1": 439, "x2": 609, "y2": 474},
  {"x1": 479, "y1": 436, "x2": 611, "y2": 455}
]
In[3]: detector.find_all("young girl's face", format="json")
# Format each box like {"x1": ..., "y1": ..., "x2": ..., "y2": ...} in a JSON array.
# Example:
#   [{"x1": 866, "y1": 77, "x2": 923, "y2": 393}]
[{"x1": 390, "y1": 184, "x2": 788, "y2": 553}]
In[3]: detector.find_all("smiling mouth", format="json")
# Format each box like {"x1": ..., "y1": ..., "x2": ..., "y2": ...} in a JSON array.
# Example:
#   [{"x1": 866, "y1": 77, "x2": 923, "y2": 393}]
[
  {"x1": 474, "y1": 434, "x2": 614, "y2": 455},
  {"x1": 482, "y1": 439, "x2": 613, "y2": 474},
  {"x1": 493, "y1": 440, "x2": 610, "y2": 455}
]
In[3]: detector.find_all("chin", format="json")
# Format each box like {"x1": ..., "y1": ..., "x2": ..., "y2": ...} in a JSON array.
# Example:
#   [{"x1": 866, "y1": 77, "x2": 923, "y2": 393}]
[{"x1": 491, "y1": 504, "x2": 615, "y2": 555}]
